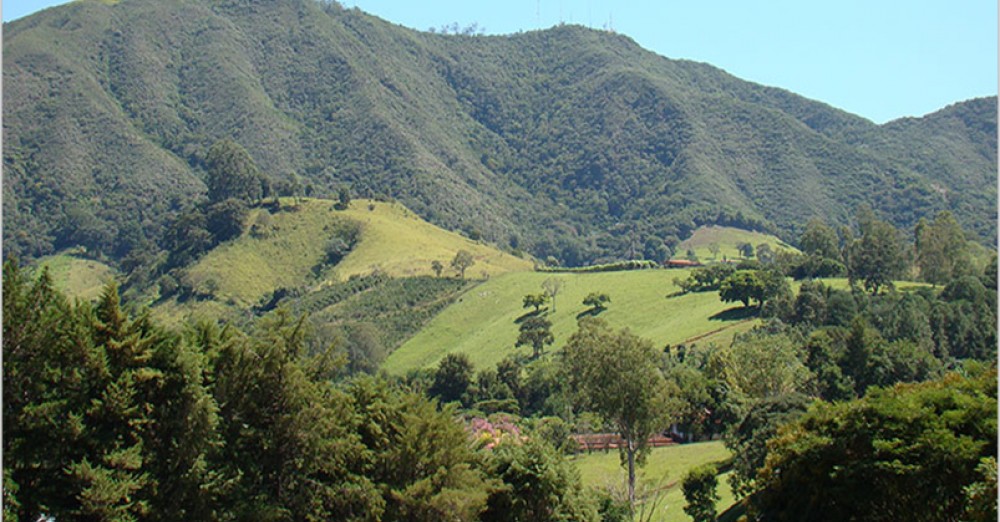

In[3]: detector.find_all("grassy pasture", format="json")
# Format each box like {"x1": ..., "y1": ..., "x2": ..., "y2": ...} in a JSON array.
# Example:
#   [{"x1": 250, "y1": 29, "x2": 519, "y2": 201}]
[
  {"x1": 381, "y1": 269, "x2": 758, "y2": 373},
  {"x1": 573, "y1": 440, "x2": 736, "y2": 522},
  {"x1": 675, "y1": 225, "x2": 799, "y2": 262},
  {"x1": 32, "y1": 252, "x2": 117, "y2": 301},
  {"x1": 154, "y1": 198, "x2": 532, "y2": 322}
]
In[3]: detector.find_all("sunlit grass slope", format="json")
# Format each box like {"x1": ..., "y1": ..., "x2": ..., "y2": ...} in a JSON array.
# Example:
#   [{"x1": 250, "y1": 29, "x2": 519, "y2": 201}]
[
  {"x1": 333, "y1": 200, "x2": 533, "y2": 280},
  {"x1": 676, "y1": 225, "x2": 799, "y2": 261},
  {"x1": 33, "y1": 252, "x2": 117, "y2": 301},
  {"x1": 573, "y1": 441, "x2": 736, "y2": 522},
  {"x1": 153, "y1": 198, "x2": 532, "y2": 323},
  {"x1": 381, "y1": 269, "x2": 757, "y2": 373}
]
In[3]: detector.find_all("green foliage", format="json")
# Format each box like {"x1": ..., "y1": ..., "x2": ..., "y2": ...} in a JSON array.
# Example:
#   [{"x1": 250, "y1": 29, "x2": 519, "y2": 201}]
[
  {"x1": 752, "y1": 370, "x2": 998, "y2": 522},
  {"x1": 5, "y1": 259, "x2": 521, "y2": 521},
  {"x1": 522, "y1": 293, "x2": 549, "y2": 312},
  {"x1": 481, "y1": 439, "x2": 597, "y2": 522},
  {"x1": 845, "y1": 215, "x2": 909, "y2": 294},
  {"x1": 3, "y1": 1, "x2": 995, "y2": 267},
  {"x1": 708, "y1": 331, "x2": 814, "y2": 404},
  {"x1": 581, "y1": 292, "x2": 611, "y2": 312},
  {"x1": 452, "y1": 250, "x2": 476, "y2": 279},
  {"x1": 205, "y1": 198, "x2": 249, "y2": 243},
  {"x1": 915, "y1": 211, "x2": 972, "y2": 286},
  {"x1": 675, "y1": 264, "x2": 736, "y2": 293},
  {"x1": 682, "y1": 464, "x2": 720, "y2": 522},
  {"x1": 348, "y1": 377, "x2": 493, "y2": 521},
  {"x1": 3, "y1": 263, "x2": 220, "y2": 521},
  {"x1": 536, "y1": 260, "x2": 658, "y2": 273},
  {"x1": 798, "y1": 218, "x2": 841, "y2": 260},
  {"x1": 718, "y1": 270, "x2": 763, "y2": 308},
  {"x1": 205, "y1": 138, "x2": 265, "y2": 204},
  {"x1": 563, "y1": 318, "x2": 679, "y2": 506},
  {"x1": 516, "y1": 316, "x2": 554, "y2": 359},
  {"x1": 429, "y1": 353, "x2": 475, "y2": 406},
  {"x1": 335, "y1": 186, "x2": 352, "y2": 210}
]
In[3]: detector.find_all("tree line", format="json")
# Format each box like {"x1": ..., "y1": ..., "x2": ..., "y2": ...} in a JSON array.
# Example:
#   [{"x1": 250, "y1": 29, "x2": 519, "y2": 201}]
[{"x1": 2, "y1": 260, "x2": 611, "y2": 522}]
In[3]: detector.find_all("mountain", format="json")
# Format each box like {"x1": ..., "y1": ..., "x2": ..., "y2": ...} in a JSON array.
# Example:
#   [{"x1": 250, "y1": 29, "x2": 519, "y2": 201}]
[{"x1": 4, "y1": 0, "x2": 996, "y2": 266}]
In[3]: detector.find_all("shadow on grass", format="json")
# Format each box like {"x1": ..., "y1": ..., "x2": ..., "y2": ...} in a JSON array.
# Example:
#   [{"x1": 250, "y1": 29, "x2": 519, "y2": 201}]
[
  {"x1": 708, "y1": 306, "x2": 759, "y2": 322},
  {"x1": 575, "y1": 307, "x2": 605, "y2": 320},
  {"x1": 514, "y1": 308, "x2": 547, "y2": 323}
]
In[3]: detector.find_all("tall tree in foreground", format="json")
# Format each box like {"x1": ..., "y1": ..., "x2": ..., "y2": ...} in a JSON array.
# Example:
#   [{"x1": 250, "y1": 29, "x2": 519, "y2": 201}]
[{"x1": 563, "y1": 318, "x2": 677, "y2": 509}]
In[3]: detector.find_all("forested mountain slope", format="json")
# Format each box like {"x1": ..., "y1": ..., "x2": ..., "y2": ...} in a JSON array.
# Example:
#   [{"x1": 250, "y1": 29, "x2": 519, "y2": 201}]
[{"x1": 4, "y1": 0, "x2": 995, "y2": 265}]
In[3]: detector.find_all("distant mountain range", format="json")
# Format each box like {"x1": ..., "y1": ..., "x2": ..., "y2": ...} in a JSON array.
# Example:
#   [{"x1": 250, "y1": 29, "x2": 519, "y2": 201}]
[{"x1": 4, "y1": 0, "x2": 996, "y2": 265}]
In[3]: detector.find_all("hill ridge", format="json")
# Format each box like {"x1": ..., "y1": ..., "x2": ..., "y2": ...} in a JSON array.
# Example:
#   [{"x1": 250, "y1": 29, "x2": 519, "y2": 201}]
[{"x1": 4, "y1": 0, "x2": 995, "y2": 266}]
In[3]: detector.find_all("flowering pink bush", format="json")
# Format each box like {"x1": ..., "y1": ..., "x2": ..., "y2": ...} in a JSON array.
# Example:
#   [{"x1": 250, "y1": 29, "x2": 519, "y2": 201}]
[{"x1": 467, "y1": 415, "x2": 525, "y2": 450}]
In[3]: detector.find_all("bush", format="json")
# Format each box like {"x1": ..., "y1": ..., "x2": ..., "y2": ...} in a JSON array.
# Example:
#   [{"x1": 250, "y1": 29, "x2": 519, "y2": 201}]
[
  {"x1": 536, "y1": 260, "x2": 658, "y2": 273},
  {"x1": 683, "y1": 463, "x2": 719, "y2": 522}
]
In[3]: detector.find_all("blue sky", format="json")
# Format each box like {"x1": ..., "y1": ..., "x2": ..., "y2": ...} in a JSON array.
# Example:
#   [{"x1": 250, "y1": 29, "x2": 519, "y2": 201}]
[{"x1": 4, "y1": 0, "x2": 996, "y2": 123}]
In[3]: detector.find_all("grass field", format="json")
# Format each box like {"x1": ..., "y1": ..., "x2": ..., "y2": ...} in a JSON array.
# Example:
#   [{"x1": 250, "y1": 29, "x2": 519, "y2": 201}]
[
  {"x1": 154, "y1": 198, "x2": 532, "y2": 321},
  {"x1": 573, "y1": 441, "x2": 736, "y2": 522},
  {"x1": 676, "y1": 225, "x2": 798, "y2": 262},
  {"x1": 32, "y1": 253, "x2": 117, "y2": 301},
  {"x1": 381, "y1": 269, "x2": 759, "y2": 373}
]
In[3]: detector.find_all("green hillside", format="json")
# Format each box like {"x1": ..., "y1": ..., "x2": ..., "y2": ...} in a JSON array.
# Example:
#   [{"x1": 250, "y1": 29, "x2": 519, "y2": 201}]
[
  {"x1": 381, "y1": 269, "x2": 759, "y2": 373},
  {"x1": 4, "y1": 0, "x2": 995, "y2": 266},
  {"x1": 675, "y1": 225, "x2": 799, "y2": 261},
  {"x1": 32, "y1": 252, "x2": 117, "y2": 301},
  {"x1": 151, "y1": 197, "x2": 532, "y2": 325}
]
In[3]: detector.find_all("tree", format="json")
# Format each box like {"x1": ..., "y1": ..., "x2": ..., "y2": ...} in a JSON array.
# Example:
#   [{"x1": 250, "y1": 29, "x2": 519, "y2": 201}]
[
  {"x1": 708, "y1": 242, "x2": 721, "y2": 260},
  {"x1": 683, "y1": 464, "x2": 719, "y2": 522},
  {"x1": 914, "y1": 211, "x2": 968, "y2": 286},
  {"x1": 431, "y1": 260, "x2": 444, "y2": 278},
  {"x1": 349, "y1": 377, "x2": 492, "y2": 521},
  {"x1": 723, "y1": 393, "x2": 810, "y2": 498},
  {"x1": 3, "y1": 265, "x2": 221, "y2": 521},
  {"x1": 325, "y1": 237, "x2": 351, "y2": 264},
  {"x1": 205, "y1": 198, "x2": 248, "y2": 242},
  {"x1": 756, "y1": 243, "x2": 775, "y2": 264},
  {"x1": 737, "y1": 242, "x2": 754, "y2": 259},
  {"x1": 846, "y1": 216, "x2": 907, "y2": 294},
  {"x1": 563, "y1": 318, "x2": 677, "y2": 508},
  {"x1": 516, "y1": 316, "x2": 554, "y2": 359},
  {"x1": 451, "y1": 250, "x2": 475, "y2": 279},
  {"x1": 522, "y1": 293, "x2": 550, "y2": 312},
  {"x1": 708, "y1": 331, "x2": 814, "y2": 403},
  {"x1": 542, "y1": 278, "x2": 564, "y2": 312},
  {"x1": 481, "y1": 439, "x2": 597, "y2": 522},
  {"x1": 205, "y1": 138, "x2": 263, "y2": 203},
  {"x1": 799, "y1": 218, "x2": 840, "y2": 260},
  {"x1": 334, "y1": 186, "x2": 351, "y2": 210},
  {"x1": 210, "y1": 311, "x2": 381, "y2": 519},
  {"x1": 582, "y1": 292, "x2": 610, "y2": 313},
  {"x1": 752, "y1": 369, "x2": 997, "y2": 522},
  {"x1": 718, "y1": 270, "x2": 764, "y2": 308},
  {"x1": 428, "y1": 353, "x2": 475, "y2": 405}
]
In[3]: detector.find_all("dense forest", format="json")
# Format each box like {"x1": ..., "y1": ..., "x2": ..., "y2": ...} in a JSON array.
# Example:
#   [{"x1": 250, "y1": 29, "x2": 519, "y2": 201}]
[{"x1": 3, "y1": 0, "x2": 996, "y2": 267}]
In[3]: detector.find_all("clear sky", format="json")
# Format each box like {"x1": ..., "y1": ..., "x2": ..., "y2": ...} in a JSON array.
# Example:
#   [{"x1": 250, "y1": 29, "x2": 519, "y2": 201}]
[{"x1": 4, "y1": 0, "x2": 996, "y2": 123}]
